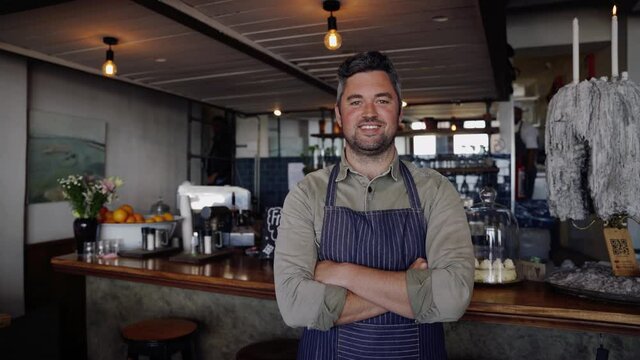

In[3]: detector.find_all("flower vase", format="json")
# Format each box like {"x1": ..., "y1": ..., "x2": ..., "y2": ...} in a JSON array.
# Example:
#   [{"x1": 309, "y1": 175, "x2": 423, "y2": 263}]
[{"x1": 73, "y1": 218, "x2": 98, "y2": 255}]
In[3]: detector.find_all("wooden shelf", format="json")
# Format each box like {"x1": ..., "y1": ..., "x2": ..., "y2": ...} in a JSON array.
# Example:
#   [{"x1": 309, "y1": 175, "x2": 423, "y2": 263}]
[
  {"x1": 398, "y1": 128, "x2": 498, "y2": 136},
  {"x1": 419, "y1": 116, "x2": 496, "y2": 122},
  {"x1": 311, "y1": 133, "x2": 343, "y2": 139},
  {"x1": 434, "y1": 166, "x2": 499, "y2": 175},
  {"x1": 311, "y1": 127, "x2": 498, "y2": 139}
]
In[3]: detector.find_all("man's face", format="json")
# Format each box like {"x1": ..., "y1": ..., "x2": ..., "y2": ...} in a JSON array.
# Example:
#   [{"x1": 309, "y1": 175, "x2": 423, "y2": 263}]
[{"x1": 335, "y1": 71, "x2": 402, "y2": 156}]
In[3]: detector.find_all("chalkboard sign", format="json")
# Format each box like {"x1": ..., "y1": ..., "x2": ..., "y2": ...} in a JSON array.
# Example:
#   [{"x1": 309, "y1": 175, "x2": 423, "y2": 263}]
[{"x1": 259, "y1": 207, "x2": 282, "y2": 259}]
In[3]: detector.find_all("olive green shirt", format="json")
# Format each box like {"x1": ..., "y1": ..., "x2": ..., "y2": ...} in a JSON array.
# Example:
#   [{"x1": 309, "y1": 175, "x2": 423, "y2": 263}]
[{"x1": 274, "y1": 154, "x2": 474, "y2": 331}]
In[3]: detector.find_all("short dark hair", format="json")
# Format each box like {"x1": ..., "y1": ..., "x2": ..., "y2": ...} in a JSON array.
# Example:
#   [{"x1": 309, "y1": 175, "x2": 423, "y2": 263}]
[{"x1": 336, "y1": 51, "x2": 402, "y2": 109}]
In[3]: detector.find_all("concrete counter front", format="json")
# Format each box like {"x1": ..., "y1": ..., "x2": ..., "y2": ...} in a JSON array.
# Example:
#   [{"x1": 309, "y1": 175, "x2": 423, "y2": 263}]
[{"x1": 52, "y1": 252, "x2": 640, "y2": 359}]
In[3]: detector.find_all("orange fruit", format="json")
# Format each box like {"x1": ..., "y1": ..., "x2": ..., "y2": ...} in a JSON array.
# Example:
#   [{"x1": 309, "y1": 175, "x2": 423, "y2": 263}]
[
  {"x1": 104, "y1": 210, "x2": 114, "y2": 220},
  {"x1": 120, "y1": 204, "x2": 134, "y2": 215},
  {"x1": 145, "y1": 218, "x2": 154, "y2": 223},
  {"x1": 162, "y1": 212, "x2": 174, "y2": 221},
  {"x1": 133, "y1": 213, "x2": 144, "y2": 223},
  {"x1": 152, "y1": 215, "x2": 164, "y2": 223},
  {"x1": 125, "y1": 215, "x2": 136, "y2": 223},
  {"x1": 112, "y1": 208, "x2": 128, "y2": 223}
]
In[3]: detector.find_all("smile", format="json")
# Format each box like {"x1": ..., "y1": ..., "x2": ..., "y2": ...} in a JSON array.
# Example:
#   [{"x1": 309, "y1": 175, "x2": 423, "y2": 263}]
[{"x1": 359, "y1": 124, "x2": 383, "y2": 130}]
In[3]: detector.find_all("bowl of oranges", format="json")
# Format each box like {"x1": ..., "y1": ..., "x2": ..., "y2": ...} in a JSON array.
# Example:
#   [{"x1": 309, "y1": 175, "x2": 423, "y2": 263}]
[{"x1": 98, "y1": 204, "x2": 182, "y2": 250}]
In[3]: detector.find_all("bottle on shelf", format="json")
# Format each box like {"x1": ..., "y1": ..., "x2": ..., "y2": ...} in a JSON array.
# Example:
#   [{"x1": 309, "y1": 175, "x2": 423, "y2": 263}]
[
  {"x1": 191, "y1": 231, "x2": 199, "y2": 255},
  {"x1": 230, "y1": 192, "x2": 239, "y2": 228},
  {"x1": 146, "y1": 228, "x2": 155, "y2": 251},
  {"x1": 332, "y1": 121, "x2": 341, "y2": 134},
  {"x1": 203, "y1": 228, "x2": 212, "y2": 255},
  {"x1": 141, "y1": 227, "x2": 148, "y2": 250},
  {"x1": 460, "y1": 177, "x2": 470, "y2": 196}
]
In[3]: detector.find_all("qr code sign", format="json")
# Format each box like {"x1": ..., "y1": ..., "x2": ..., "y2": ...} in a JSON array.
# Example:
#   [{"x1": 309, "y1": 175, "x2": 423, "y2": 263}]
[{"x1": 609, "y1": 238, "x2": 631, "y2": 256}]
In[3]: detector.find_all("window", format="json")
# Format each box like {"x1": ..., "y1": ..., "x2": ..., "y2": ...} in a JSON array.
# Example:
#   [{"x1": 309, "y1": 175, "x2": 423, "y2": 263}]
[
  {"x1": 395, "y1": 137, "x2": 408, "y2": 155},
  {"x1": 453, "y1": 134, "x2": 489, "y2": 154},
  {"x1": 463, "y1": 120, "x2": 486, "y2": 129},
  {"x1": 410, "y1": 122, "x2": 426, "y2": 130},
  {"x1": 413, "y1": 135, "x2": 436, "y2": 156}
]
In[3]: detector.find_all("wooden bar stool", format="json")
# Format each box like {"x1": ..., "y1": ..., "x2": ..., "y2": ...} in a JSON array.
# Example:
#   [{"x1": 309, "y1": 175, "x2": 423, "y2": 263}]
[
  {"x1": 121, "y1": 318, "x2": 197, "y2": 360},
  {"x1": 236, "y1": 339, "x2": 299, "y2": 360},
  {"x1": 0, "y1": 313, "x2": 10, "y2": 328}
]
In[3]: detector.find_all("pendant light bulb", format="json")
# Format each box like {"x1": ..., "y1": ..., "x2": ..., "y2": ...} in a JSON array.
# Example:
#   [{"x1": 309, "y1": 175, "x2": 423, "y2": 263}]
[
  {"x1": 324, "y1": 14, "x2": 342, "y2": 50},
  {"x1": 102, "y1": 60, "x2": 117, "y2": 76},
  {"x1": 322, "y1": 1, "x2": 342, "y2": 50},
  {"x1": 101, "y1": 37, "x2": 118, "y2": 77},
  {"x1": 102, "y1": 49, "x2": 117, "y2": 77},
  {"x1": 324, "y1": 28, "x2": 342, "y2": 50}
]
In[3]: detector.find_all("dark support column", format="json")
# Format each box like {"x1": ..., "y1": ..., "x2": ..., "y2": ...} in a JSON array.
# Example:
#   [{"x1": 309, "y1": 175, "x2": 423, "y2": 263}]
[
  {"x1": 277, "y1": 116, "x2": 281, "y2": 158},
  {"x1": 226, "y1": 109, "x2": 237, "y2": 185}
]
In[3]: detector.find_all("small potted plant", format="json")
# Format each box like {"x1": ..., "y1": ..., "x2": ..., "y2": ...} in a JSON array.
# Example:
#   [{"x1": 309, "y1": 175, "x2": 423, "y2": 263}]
[{"x1": 58, "y1": 174, "x2": 123, "y2": 254}]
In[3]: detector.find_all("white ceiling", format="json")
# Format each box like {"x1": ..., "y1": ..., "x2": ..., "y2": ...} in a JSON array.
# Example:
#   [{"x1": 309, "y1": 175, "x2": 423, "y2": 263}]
[{"x1": 0, "y1": 0, "x2": 503, "y2": 119}]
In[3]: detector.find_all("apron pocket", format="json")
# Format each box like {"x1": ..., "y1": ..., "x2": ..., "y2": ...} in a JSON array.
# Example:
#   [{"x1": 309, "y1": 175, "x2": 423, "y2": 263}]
[{"x1": 337, "y1": 322, "x2": 419, "y2": 360}]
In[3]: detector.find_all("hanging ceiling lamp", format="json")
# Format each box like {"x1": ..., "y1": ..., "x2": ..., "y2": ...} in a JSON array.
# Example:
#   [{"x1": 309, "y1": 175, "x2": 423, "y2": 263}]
[
  {"x1": 323, "y1": 0, "x2": 342, "y2": 50},
  {"x1": 101, "y1": 36, "x2": 118, "y2": 77}
]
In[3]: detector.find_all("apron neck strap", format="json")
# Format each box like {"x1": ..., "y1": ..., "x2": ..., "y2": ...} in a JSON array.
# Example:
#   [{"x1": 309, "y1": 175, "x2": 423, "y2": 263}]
[
  {"x1": 399, "y1": 162, "x2": 422, "y2": 210},
  {"x1": 325, "y1": 164, "x2": 340, "y2": 206},
  {"x1": 325, "y1": 161, "x2": 422, "y2": 210}
]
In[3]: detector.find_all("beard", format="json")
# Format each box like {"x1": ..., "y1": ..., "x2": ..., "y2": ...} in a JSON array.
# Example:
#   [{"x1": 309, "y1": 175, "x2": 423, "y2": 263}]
[{"x1": 344, "y1": 126, "x2": 396, "y2": 156}]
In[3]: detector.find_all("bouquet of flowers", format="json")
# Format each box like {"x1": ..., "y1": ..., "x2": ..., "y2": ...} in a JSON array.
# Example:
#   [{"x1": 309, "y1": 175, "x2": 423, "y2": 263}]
[{"x1": 57, "y1": 174, "x2": 123, "y2": 219}]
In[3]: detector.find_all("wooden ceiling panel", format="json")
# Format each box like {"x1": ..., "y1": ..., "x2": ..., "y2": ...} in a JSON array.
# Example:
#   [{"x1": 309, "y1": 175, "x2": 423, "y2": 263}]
[{"x1": 0, "y1": 0, "x2": 502, "y2": 115}]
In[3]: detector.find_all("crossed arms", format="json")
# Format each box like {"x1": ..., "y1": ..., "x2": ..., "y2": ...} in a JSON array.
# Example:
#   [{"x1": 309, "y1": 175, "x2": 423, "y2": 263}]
[
  {"x1": 315, "y1": 258, "x2": 428, "y2": 324},
  {"x1": 274, "y1": 171, "x2": 474, "y2": 331}
]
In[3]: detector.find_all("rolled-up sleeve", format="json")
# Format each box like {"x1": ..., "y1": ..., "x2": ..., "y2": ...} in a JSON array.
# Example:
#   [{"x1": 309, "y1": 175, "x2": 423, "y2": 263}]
[
  {"x1": 406, "y1": 175, "x2": 474, "y2": 323},
  {"x1": 274, "y1": 180, "x2": 347, "y2": 330}
]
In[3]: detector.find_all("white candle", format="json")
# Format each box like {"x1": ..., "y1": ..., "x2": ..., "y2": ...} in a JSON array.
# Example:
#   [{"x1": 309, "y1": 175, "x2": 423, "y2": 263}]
[
  {"x1": 573, "y1": 18, "x2": 579, "y2": 84},
  {"x1": 612, "y1": 6, "x2": 618, "y2": 78}
]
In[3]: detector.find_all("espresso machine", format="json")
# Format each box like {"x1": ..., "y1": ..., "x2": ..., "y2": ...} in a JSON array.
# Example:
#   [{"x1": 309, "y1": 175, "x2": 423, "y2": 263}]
[{"x1": 177, "y1": 181, "x2": 253, "y2": 253}]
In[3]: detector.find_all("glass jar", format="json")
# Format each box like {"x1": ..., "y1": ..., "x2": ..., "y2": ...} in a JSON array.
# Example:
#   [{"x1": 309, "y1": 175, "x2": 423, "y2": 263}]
[
  {"x1": 466, "y1": 187, "x2": 520, "y2": 284},
  {"x1": 150, "y1": 197, "x2": 170, "y2": 215}
]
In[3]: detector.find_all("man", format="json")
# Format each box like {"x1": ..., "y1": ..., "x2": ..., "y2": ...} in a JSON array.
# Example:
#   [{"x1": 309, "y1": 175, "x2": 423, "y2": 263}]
[
  {"x1": 514, "y1": 106, "x2": 539, "y2": 199},
  {"x1": 275, "y1": 51, "x2": 474, "y2": 359}
]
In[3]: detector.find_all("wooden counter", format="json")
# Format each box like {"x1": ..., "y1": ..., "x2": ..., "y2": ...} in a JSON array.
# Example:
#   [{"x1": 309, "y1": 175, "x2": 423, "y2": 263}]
[
  {"x1": 464, "y1": 282, "x2": 640, "y2": 335},
  {"x1": 52, "y1": 251, "x2": 640, "y2": 336},
  {"x1": 52, "y1": 250, "x2": 275, "y2": 299}
]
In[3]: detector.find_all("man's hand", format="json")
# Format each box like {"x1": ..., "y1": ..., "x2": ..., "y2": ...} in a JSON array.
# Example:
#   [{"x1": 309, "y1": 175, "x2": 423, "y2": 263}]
[
  {"x1": 315, "y1": 261, "x2": 387, "y2": 324},
  {"x1": 409, "y1": 257, "x2": 428, "y2": 270}
]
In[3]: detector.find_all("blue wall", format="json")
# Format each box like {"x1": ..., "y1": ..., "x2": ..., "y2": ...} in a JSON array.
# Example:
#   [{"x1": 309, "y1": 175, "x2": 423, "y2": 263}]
[
  {"x1": 235, "y1": 157, "x2": 302, "y2": 214},
  {"x1": 236, "y1": 155, "x2": 516, "y2": 218}
]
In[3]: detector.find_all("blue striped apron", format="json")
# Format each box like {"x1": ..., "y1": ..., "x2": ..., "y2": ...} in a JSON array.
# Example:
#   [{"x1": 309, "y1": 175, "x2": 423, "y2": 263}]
[{"x1": 298, "y1": 162, "x2": 446, "y2": 360}]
